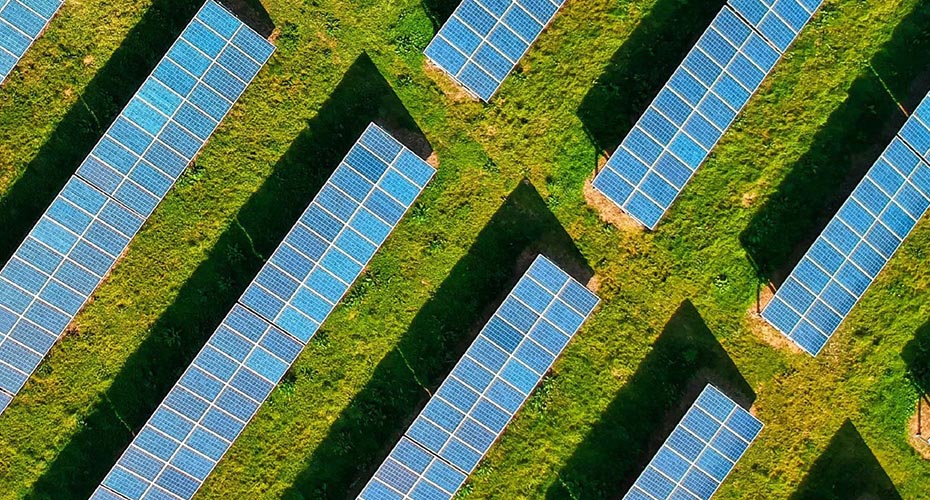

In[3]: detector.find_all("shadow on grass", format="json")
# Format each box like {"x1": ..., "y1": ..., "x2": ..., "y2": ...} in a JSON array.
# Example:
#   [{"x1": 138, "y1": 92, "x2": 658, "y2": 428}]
[
  {"x1": 219, "y1": 0, "x2": 275, "y2": 38},
  {"x1": 739, "y1": 2, "x2": 930, "y2": 286},
  {"x1": 546, "y1": 300, "x2": 754, "y2": 500},
  {"x1": 902, "y1": 321, "x2": 930, "y2": 437},
  {"x1": 25, "y1": 53, "x2": 425, "y2": 500},
  {"x1": 280, "y1": 179, "x2": 594, "y2": 499},
  {"x1": 0, "y1": 0, "x2": 202, "y2": 266},
  {"x1": 420, "y1": 0, "x2": 459, "y2": 31},
  {"x1": 902, "y1": 321, "x2": 930, "y2": 395},
  {"x1": 576, "y1": 0, "x2": 725, "y2": 158},
  {"x1": 789, "y1": 419, "x2": 902, "y2": 500}
]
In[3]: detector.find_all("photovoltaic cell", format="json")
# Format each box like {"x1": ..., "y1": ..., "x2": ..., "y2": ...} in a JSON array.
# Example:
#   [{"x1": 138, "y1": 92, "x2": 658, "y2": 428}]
[
  {"x1": 92, "y1": 123, "x2": 435, "y2": 500},
  {"x1": 624, "y1": 385, "x2": 763, "y2": 500},
  {"x1": 358, "y1": 255, "x2": 599, "y2": 500},
  {"x1": 0, "y1": 0, "x2": 65, "y2": 84},
  {"x1": 763, "y1": 91, "x2": 930, "y2": 356},
  {"x1": 729, "y1": 0, "x2": 823, "y2": 52},
  {"x1": 592, "y1": 0, "x2": 822, "y2": 230},
  {"x1": 0, "y1": 0, "x2": 273, "y2": 415},
  {"x1": 423, "y1": 0, "x2": 565, "y2": 101}
]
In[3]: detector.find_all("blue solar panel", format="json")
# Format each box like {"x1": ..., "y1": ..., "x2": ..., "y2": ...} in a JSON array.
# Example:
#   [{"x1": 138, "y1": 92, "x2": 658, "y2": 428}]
[
  {"x1": 359, "y1": 255, "x2": 599, "y2": 500},
  {"x1": 0, "y1": 177, "x2": 144, "y2": 399},
  {"x1": 592, "y1": 1, "x2": 822, "y2": 230},
  {"x1": 0, "y1": 0, "x2": 273, "y2": 416},
  {"x1": 729, "y1": 0, "x2": 823, "y2": 52},
  {"x1": 0, "y1": 0, "x2": 64, "y2": 84},
  {"x1": 92, "y1": 123, "x2": 435, "y2": 500},
  {"x1": 75, "y1": 0, "x2": 274, "y2": 218},
  {"x1": 763, "y1": 92, "x2": 930, "y2": 356},
  {"x1": 624, "y1": 385, "x2": 763, "y2": 500},
  {"x1": 424, "y1": 0, "x2": 565, "y2": 101}
]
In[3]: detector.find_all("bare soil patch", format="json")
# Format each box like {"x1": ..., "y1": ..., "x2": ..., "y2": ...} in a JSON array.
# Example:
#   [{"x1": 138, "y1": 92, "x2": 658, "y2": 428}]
[
  {"x1": 422, "y1": 60, "x2": 477, "y2": 103},
  {"x1": 745, "y1": 282, "x2": 806, "y2": 355},
  {"x1": 583, "y1": 173, "x2": 644, "y2": 233}
]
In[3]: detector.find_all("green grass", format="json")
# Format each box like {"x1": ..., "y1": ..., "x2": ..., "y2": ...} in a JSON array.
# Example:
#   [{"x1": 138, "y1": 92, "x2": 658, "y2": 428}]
[{"x1": 0, "y1": 0, "x2": 929, "y2": 498}]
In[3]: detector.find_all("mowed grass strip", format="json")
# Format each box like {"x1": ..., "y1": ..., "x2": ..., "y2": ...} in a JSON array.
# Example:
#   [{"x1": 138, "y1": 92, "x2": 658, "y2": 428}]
[{"x1": 0, "y1": 0, "x2": 928, "y2": 499}]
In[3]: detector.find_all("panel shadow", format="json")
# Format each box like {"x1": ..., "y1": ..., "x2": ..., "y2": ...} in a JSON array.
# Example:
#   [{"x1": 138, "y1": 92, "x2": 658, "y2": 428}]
[
  {"x1": 546, "y1": 300, "x2": 754, "y2": 500},
  {"x1": 902, "y1": 321, "x2": 930, "y2": 440},
  {"x1": 0, "y1": 0, "x2": 202, "y2": 266},
  {"x1": 576, "y1": 0, "x2": 725, "y2": 158},
  {"x1": 902, "y1": 321, "x2": 930, "y2": 397},
  {"x1": 420, "y1": 0, "x2": 460, "y2": 31},
  {"x1": 279, "y1": 178, "x2": 594, "y2": 499},
  {"x1": 217, "y1": 0, "x2": 275, "y2": 38},
  {"x1": 739, "y1": 2, "x2": 930, "y2": 286},
  {"x1": 789, "y1": 419, "x2": 902, "y2": 500},
  {"x1": 24, "y1": 53, "x2": 425, "y2": 500}
]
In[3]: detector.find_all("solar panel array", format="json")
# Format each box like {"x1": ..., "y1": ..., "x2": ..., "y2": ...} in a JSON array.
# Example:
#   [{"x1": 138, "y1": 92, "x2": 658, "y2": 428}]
[
  {"x1": 359, "y1": 255, "x2": 599, "y2": 500},
  {"x1": 0, "y1": 0, "x2": 64, "y2": 84},
  {"x1": 92, "y1": 123, "x2": 436, "y2": 500},
  {"x1": 423, "y1": 0, "x2": 565, "y2": 101},
  {"x1": 592, "y1": 0, "x2": 823, "y2": 229},
  {"x1": 763, "y1": 92, "x2": 930, "y2": 356},
  {"x1": 624, "y1": 385, "x2": 763, "y2": 500},
  {"x1": 0, "y1": 0, "x2": 274, "y2": 416}
]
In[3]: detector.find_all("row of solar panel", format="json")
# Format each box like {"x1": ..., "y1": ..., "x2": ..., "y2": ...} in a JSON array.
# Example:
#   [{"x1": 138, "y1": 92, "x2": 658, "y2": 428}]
[
  {"x1": 424, "y1": 0, "x2": 566, "y2": 101},
  {"x1": 592, "y1": 6, "x2": 782, "y2": 229},
  {"x1": 75, "y1": 2, "x2": 274, "y2": 218},
  {"x1": 624, "y1": 385, "x2": 763, "y2": 500},
  {"x1": 94, "y1": 124, "x2": 437, "y2": 500},
  {"x1": 96, "y1": 305, "x2": 296, "y2": 500},
  {"x1": 764, "y1": 94, "x2": 930, "y2": 355},
  {"x1": 359, "y1": 255, "x2": 599, "y2": 500},
  {"x1": 590, "y1": 0, "x2": 826, "y2": 230},
  {"x1": 0, "y1": 1, "x2": 275, "y2": 416},
  {"x1": 0, "y1": 0, "x2": 64, "y2": 82},
  {"x1": 0, "y1": 177, "x2": 143, "y2": 397},
  {"x1": 239, "y1": 125, "x2": 435, "y2": 343}
]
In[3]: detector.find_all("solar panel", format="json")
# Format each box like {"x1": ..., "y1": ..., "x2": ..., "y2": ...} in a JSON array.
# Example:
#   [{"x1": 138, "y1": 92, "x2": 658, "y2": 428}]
[
  {"x1": 592, "y1": 1, "x2": 823, "y2": 230},
  {"x1": 0, "y1": 0, "x2": 274, "y2": 415},
  {"x1": 358, "y1": 255, "x2": 599, "y2": 500},
  {"x1": 91, "y1": 123, "x2": 436, "y2": 500},
  {"x1": 729, "y1": 0, "x2": 822, "y2": 52},
  {"x1": 0, "y1": 0, "x2": 65, "y2": 84},
  {"x1": 763, "y1": 92, "x2": 930, "y2": 356},
  {"x1": 624, "y1": 385, "x2": 763, "y2": 500},
  {"x1": 423, "y1": 0, "x2": 566, "y2": 101}
]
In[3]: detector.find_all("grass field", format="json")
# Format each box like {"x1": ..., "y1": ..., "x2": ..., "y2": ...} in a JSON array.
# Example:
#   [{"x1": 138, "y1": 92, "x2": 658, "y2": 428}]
[{"x1": 0, "y1": 0, "x2": 929, "y2": 498}]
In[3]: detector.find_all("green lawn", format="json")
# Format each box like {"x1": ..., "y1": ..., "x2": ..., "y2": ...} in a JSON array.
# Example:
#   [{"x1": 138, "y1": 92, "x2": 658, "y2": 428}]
[{"x1": 0, "y1": 0, "x2": 929, "y2": 498}]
